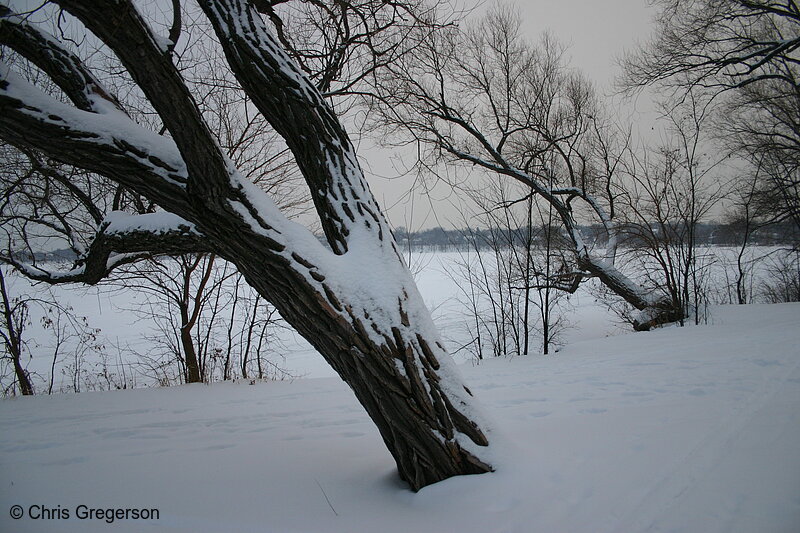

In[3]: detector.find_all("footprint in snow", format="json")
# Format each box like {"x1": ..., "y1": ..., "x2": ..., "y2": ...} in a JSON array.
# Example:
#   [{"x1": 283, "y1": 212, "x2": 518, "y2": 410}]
[
  {"x1": 580, "y1": 408, "x2": 608, "y2": 415},
  {"x1": 42, "y1": 456, "x2": 88, "y2": 466},
  {"x1": 752, "y1": 359, "x2": 781, "y2": 367}
]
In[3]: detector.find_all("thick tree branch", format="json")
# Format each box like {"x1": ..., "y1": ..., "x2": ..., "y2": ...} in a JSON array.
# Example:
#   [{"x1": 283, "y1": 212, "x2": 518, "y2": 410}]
[
  {"x1": 51, "y1": 0, "x2": 352, "y2": 260},
  {"x1": 198, "y1": 0, "x2": 390, "y2": 254},
  {"x1": 55, "y1": 0, "x2": 235, "y2": 206},
  {"x1": 4, "y1": 212, "x2": 210, "y2": 285},
  {"x1": 0, "y1": 67, "x2": 193, "y2": 218},
  {"x1": 0, "y1": 5, "x2": 124, "y2": 113},
  {"x1": 167, "y1": 0, "x2": 182, "y2": 55}
]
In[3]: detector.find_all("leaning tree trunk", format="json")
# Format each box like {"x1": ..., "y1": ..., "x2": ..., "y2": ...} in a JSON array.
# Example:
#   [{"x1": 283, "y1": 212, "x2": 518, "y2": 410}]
[
  {"x1": 0, "y1": 0, "x2": 493, "y2": 490},
  {"x1": 576, "y1": 254, "x2": 684, "y2": 331},
  {"x1": 227, "y1": 243, "x2": 493, "y2": 488}
]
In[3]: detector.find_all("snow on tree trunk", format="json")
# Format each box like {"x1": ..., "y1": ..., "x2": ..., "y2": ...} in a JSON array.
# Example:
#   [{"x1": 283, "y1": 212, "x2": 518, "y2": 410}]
[{"x1": 0, "y1": 0, "x2": 493, "y2": 490}]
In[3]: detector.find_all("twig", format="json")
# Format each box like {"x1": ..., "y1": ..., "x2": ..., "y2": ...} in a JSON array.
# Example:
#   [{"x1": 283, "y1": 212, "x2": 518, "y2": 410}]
[{"x1": 315, "y1": 479, "x2": 338, "y2": 517}]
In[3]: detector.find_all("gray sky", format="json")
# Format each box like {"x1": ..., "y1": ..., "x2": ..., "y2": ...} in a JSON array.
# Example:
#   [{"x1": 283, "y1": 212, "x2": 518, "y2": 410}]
[
  {"x1": 366, "y1": 0, "x2": 658, "y2": 231},
  {"x1": 514, "y1": 0, "x2": 655, "y2": 90}
]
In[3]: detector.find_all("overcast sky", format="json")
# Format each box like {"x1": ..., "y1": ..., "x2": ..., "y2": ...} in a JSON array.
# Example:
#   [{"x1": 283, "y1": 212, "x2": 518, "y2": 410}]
[
  {"x1": 513, "y1": 0, "x2": 655, "y2": 90},
  {"x1": 368, "y1": 0, "x2": 659, "y2": 231}
]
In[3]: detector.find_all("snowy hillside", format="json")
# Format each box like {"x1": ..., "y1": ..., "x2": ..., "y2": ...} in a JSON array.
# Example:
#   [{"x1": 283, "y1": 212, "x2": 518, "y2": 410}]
[{"x1": 1, "y1": 302, "x2": 798, "y2": 532}]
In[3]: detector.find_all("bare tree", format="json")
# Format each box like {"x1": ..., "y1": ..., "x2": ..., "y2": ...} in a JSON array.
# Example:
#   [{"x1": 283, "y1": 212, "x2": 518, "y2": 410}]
[
  {"x1": 123, "y1": 253, "x2": 289, "y2": 384},
  {"x1": 760, "y1": 247, "x2": 800, "y2": 301},
  {"x1": 122, "y1": 253, "x2": 219, "y2": 384},
  {"x1": 0, "y1": 266, "x2": 104, "y2": 395},
  {"x1": 622, "y1": 1, "x2": 800, "y2": 92},
  {"x1": 724, "y1": 162, "x2": 770, "y2": 305},
  {"x1": 0, "y1": 267, "x2": 33, "y2": 395},
  {"x1": 0, "y1": 1, "x2": 491, "y2": 490},
  {"x1": 448, "y1": 181, "x2": 570, "y2": 359},
  {"x1": 724, "y1": 79, "x2": 800, "y2": 230},
  {"x1": 618, "y1": 95, "x2": 726, "y2": 325},
  {"x1": 621, "y1": 0, "x2": 800, "y2": 229},
  {"x1": 372, "y1": 7, "x2": 683, "y2": 330}
]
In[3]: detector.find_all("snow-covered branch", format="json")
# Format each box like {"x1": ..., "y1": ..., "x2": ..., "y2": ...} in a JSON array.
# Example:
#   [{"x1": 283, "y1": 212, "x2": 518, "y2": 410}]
[
  {"x1": 4, "y1": 211, "x2": 210, "y2": 285},
  {"x1": 0, "y1": 67, "x2": 193, "y2": 217},
  {"x1": 0, "y1": 5, "x2": 124, "y2": 114},
  {"x1": 198, "y1": 0, "x2": 392, "y2": 254}
]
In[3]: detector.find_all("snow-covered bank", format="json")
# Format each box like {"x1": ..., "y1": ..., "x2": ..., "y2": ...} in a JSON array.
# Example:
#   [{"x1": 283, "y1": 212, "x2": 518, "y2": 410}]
[{"x1": 2, "y1": 303, "x2": 798, "y2": 532}]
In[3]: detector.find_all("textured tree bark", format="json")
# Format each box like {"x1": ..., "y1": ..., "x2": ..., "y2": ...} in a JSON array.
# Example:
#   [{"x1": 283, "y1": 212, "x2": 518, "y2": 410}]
[
  {"x1": 11, "y1": 356, "x2": 33, "y2": 396},
  {"x1": 0, "y1": 1, "x2": 493, "y2": 489},
  {"x1": 206, "y1": 231, "x2": 493, "y2": 489}
]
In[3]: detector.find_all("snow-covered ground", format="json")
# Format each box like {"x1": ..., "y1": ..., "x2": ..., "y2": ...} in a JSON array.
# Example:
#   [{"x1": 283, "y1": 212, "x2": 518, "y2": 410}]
[{"x1": 2, "y1": 301, "x2": 798, "y2": 532}]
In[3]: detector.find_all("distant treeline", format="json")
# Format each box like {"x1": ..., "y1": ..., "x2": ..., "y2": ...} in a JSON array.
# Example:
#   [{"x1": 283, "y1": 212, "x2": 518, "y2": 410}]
[
  {"x1": 20, "y1": 220, "x2": 799, "y2": 262},
  {"x1": 394, "y1": 220, "x2": 800, "y2": 251}
]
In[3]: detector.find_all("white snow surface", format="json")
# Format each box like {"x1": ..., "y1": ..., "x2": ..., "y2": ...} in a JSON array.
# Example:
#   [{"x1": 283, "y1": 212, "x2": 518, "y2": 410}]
[
  {"x1": 2, "y1": 302, "x2": 799, "y2": 532},
  {"x1": 103, "y1": 211, "x2": 197, "y2": 235}
]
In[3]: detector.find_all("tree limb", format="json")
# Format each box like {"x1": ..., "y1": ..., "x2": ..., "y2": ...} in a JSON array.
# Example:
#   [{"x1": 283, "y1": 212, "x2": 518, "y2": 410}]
[
  {"x1": 198, "y1": 0, "x2": 390, "y2": 254},
  {"x1": 0, "y1": 5, "x2": 125, "y2": 113},
  {"x1": 0, "y1": 67, "x2": 193, "y2": 218},
  {"x1": 4, "y1": 212, "x2": 210, "y2": 285}
]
